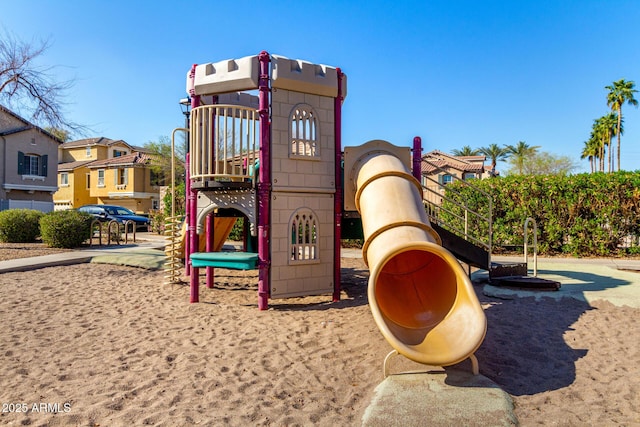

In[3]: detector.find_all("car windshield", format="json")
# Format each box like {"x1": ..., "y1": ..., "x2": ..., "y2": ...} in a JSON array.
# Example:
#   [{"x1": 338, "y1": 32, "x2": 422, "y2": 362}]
[{"x1": 104, "y1": 206, "x2": 135, "y2": 215}]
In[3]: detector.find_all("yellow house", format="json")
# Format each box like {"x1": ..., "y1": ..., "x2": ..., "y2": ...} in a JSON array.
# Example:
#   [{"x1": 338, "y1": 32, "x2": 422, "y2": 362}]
[
  {"x1": 421, "y1": 150, "x2": 487, "y2": 206},
  {"x1": 55, "y1": 160, "x2": 95, "y2": 210},
  {"x1": 54, "y1": 137, "x2": 161, "y2": 213}
]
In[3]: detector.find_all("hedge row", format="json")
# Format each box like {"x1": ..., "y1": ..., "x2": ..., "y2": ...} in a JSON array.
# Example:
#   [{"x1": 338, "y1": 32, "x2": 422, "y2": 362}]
[
  {"x1": 439, "y1": 171, "x2": 640, "y2": 257},
  {"x1": 0, "y1": 209, "x2": 93, "y2": 248}
]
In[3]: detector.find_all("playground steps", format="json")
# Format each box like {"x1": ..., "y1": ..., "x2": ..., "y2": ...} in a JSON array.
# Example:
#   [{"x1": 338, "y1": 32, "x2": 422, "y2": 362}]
[
  {"x1": 431, "y1": 224, "x2": 561, "y2": 290},
  {"x1": 488, "y1": 261, "x2": 561, "y2": 291},
  {"x1": 190, "y1": 251, "x2": 258, "y2": 270},
  {"x1": 430, "y1": 223, "x2": 489, "y2": 270},
  {"x1": 488, "y1": 275, "x2": 561, "y2": 291}
]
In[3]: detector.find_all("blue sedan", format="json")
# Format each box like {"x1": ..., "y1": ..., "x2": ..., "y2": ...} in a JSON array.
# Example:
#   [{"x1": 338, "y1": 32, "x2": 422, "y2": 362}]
[{"x1": 77, "y1": 204, "x2": 150, "y2": 231}]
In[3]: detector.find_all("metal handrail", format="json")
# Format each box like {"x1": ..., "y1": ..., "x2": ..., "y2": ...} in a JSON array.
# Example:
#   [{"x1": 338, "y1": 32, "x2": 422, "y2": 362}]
[
  {"x1": 421, "y1": 160, "x2": 493, "y2": 267},
  {"x1": 524, "y1": 217, "x2": 538, "y2": 276}
]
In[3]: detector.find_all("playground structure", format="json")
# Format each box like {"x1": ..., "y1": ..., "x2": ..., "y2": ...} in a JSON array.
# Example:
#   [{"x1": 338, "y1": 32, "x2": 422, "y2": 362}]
[{"x1": 165, "y1": 51, "x2": 486, "y2": 371}]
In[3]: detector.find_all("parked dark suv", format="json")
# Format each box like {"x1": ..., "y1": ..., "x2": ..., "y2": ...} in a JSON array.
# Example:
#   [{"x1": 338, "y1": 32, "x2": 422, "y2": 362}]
[{"x1": 78, "y1": 204, "x2": 150, "y2": 231}]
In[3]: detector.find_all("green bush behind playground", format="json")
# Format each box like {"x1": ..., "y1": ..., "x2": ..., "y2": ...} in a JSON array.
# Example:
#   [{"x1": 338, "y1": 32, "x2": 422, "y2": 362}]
[
  {"x1": 0, "y1": 209, "x2": 92, "y2": 248},
  {"x1": 0, "y1": 208, "x2": 44, "y2": 243},
  {"x1": 440, "y1": 171, "x2": 640, "y2": 257},
  {"x1": 40, "y1": 210, "x2": 93, "y2": 248}
]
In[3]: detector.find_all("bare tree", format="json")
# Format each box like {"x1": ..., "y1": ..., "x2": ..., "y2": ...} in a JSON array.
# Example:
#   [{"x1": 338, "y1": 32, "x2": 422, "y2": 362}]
[{"x1": 0, "y1": 30, "x2": 78, "y2": 131}]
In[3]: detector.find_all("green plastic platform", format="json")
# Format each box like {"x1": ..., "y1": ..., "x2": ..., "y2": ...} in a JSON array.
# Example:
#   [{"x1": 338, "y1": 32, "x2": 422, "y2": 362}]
[{"x1": 190, "y1": 252, "x2": 258, "y2": 270}]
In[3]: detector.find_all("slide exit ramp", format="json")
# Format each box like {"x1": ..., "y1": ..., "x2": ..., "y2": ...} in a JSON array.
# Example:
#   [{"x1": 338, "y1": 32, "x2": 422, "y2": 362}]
[{"x1": 344, "y1": 140, "x2": 486, "y2": 369}]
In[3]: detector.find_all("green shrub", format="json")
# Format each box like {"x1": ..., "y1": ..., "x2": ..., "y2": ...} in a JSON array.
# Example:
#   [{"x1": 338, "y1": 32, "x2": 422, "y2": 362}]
[
  {"x1": 0, "y1": 209, "x2": 43, "y2": 243},
  {"x1": 40, "y1": 210, "x2": 92, "y2": 248},
  {"x1": 228, "y1": 217, "x2": 244, "y2": 241},
  {"x1": 163, "y1": 182, "x2": 186, "y2": 217},
  {"x1": 439, "y1": 171, "x2": 640, "y2": 257},
  {"x1": 148, "y1": 209, "x2": 166, "y2": 234}
]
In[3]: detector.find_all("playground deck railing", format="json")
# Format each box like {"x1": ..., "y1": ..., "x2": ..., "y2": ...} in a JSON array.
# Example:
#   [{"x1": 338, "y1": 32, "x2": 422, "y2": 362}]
[
  {"x1": 421, "y1": 161, "x2": 493, "y2": 266},
  {"x1": 190, "y1": 104, "x2": 259, "y2": 184}
]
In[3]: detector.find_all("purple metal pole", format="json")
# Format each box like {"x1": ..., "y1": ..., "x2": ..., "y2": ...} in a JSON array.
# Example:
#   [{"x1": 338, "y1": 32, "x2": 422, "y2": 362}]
[
  {"x1": 257, "y1": 51, "x2": 271, "y2": 310},
  {"x1": 412, "y1": 136, "x2": 422, "y2": 182},
  {"x1": 185, "y1": 152, "x2": 191, "y2": 277},
  {"x1": 185, "y1": 64, "x2": 199, "y2": 278},
  {"x1": 188, "y1": 65, "x2": 201, "y2": 303},
  {"x1": 188, "y1": 154, "x2": 199, "y2": 303},
  {"x1": 205, "y1": 213, "x2": 214, "y2": 289},
  {"x1": 333, "y1": 68, "x2": 344, "y2": 302}
]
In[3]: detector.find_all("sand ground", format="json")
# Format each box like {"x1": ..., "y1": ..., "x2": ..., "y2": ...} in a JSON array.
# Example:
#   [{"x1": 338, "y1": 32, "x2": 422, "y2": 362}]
[{"x1": 0, "y1": 255, "x2": 638, "y2": 426}]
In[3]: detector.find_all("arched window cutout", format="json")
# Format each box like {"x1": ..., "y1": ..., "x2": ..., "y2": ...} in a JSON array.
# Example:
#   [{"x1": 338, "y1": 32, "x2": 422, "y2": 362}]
[
  {"x1": 290, "y1": 104, "x2": 319, "y2": 158},
  {"x1": 289, "y1": 208, "x2": 319, "y2": 264}
]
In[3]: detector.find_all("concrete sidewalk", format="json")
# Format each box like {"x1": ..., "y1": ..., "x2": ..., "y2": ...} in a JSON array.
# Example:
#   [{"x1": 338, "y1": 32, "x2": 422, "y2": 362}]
[
  {"x1": 481, "y1": 255, "x2": 640, "y2": 308},
  {"x1": 0, "y1": 233, "x2": 167, "y2": 273}
]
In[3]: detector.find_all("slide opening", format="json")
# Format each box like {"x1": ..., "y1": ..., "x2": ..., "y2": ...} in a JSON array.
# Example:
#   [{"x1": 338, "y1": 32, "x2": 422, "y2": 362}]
[{"x1": 374, "y1": 249, "x2": 457, "y2": 331}]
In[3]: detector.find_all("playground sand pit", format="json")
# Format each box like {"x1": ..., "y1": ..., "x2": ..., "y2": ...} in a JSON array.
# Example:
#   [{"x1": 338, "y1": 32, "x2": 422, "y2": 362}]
[{"x1": 0, "y1": 260, "x2": 638, "y2": 426}]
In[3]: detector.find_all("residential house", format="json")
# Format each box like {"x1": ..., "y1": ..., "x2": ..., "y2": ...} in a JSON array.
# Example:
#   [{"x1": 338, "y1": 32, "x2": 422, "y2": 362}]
[
  {"x1": 54, "y1": 137, "x2": 160, "y2": 213},
  {"x1": 0, "y1": 105, "x2": 63, "y2": 212},
  {"x1": 421, "y1": 150, "x2": 487, "y2": 206}
]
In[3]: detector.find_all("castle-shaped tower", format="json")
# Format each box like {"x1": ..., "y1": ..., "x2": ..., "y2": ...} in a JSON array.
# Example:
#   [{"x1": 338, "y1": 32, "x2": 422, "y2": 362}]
[{"x1": 180, "y1": 52, "x2": 346, "y2": 309}]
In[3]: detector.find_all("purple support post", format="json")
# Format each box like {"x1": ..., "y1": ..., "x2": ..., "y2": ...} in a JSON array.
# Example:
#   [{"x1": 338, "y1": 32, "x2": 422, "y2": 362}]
[
  {"x1": 187, "y1": 67, "x2": 201, "y2": 303},
  {"x1": 185, "y1": 64, "x2": 199, "y2": 278},
  {"x1": 257, "y1": 51, "x2": 271, "y2": 310},
  {"x1": 205, "y1": 213, "x2": 214, "y2": 289},
  {"x1": 412, "y1": 136, "x2": 422, "y2": 182},
  {"x1": 185, "y1": 152, "x2": 191, "y2": 277},
  {"x1": 188, "y1": 152, "x2": 199, "y2": 303},
  {"x1": 333, "y1": 68, "x2": 345, "y2": 302}
]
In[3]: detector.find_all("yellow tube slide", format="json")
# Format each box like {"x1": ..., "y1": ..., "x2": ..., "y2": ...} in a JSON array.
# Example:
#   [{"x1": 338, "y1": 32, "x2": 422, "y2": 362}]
[{"x1": 350, "y1": 140, "x2": 486, "y2": 367}]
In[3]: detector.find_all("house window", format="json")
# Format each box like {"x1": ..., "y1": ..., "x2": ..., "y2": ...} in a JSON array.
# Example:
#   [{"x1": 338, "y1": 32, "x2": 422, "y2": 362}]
[
  {"x1": 441, "y1": 174, "x2": 454, "y2": 185},
  {"x1": 86, "y1": 147, "x2": 91, "y2": 157},
  {"x1": 60, "y1": 173, "x2": 69, "y2": 186},
  {"x1": 97, "y1": 169, "x2": 105, "y2": 187},
  {"x1": 18, "y1": 151, "x2": 48, "y2": 177},
  {"x1": 290, "y1": 104, "x2": 319, "y2": 158},
  {"x1": 116, "y1": 168, "x2": 128, "y2": 187},
  {"x1": 289, "y1": 209, "x2": 319, "y2": 264},
  {"x1": 113, "y1": 150, "x2": 126, "y2": 157},
  {"x1": 26, "y1": 155, "x2": 40, "y2": 175},
  {"x1": 463, "y1": 172, "x2": 476, "y2": 181}
]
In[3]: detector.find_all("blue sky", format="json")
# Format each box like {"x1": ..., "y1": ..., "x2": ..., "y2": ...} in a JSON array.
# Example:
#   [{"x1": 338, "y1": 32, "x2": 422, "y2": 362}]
[{"x1": 2, "y1": 0, "x2": 640, "y2": 173}]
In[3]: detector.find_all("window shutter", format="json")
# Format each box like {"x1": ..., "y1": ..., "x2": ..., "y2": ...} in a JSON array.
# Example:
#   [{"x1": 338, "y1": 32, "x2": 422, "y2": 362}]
[
  {"x1": 41, "y1": 155, "x2": 48, "y2": 176},
  {"x1": 124, "y1": 168, "x2": 128, "y2": 185},
  {"x1": 17, "y1": 151, "x2": 25, "y2": 174},
  {"x1": 438, "y1": 174, "x2": 443, "y2": 185},
  {"x1": 114, "y1": 168, "x2": 118, "y2": 185}
]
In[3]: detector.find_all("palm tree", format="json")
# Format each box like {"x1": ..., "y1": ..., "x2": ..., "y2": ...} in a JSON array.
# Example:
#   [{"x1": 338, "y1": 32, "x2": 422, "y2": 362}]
[
  {"x1": 591, "y1": 113, "x2": 621, "y2": 172},
  {"x1": 591, "y1": 117, "x2": 607, "y2": 172},
  {"x1": 505, "y1": 141, "x2": 540, "y2": 175},
  {"x1": 581, "y1": 137, "x2": 599, "y2": 173},
  {"x1": 478, "y1": 143, "x2": 509, "y2": 177},
  {"x1": 600, "y1": 112, "x2": 618, "y2": 172},
  {"x1": 451, "y1": 145, "x2": 479, "y2": 156},
  {"x1": 605, "y1": 79, "x2": 638, "y2": 171}
]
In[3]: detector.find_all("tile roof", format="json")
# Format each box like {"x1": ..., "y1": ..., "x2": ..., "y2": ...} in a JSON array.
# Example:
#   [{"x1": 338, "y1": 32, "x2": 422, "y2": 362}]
[
  {"x1": 57, "y1": 160, "x2": 97, "y2": 171},
  {"x1": 87, "y1": 152, "x2": 153, "y2": 168},
  {"x1": 421, "y1": 150, "x2": 485, "y2": 174},
  {"x1": 61, "y1": 137, "x2": 132, "y2": 149},
  {"x1": 0, "y1": 104, "x2": 64, "y2": 143}
]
